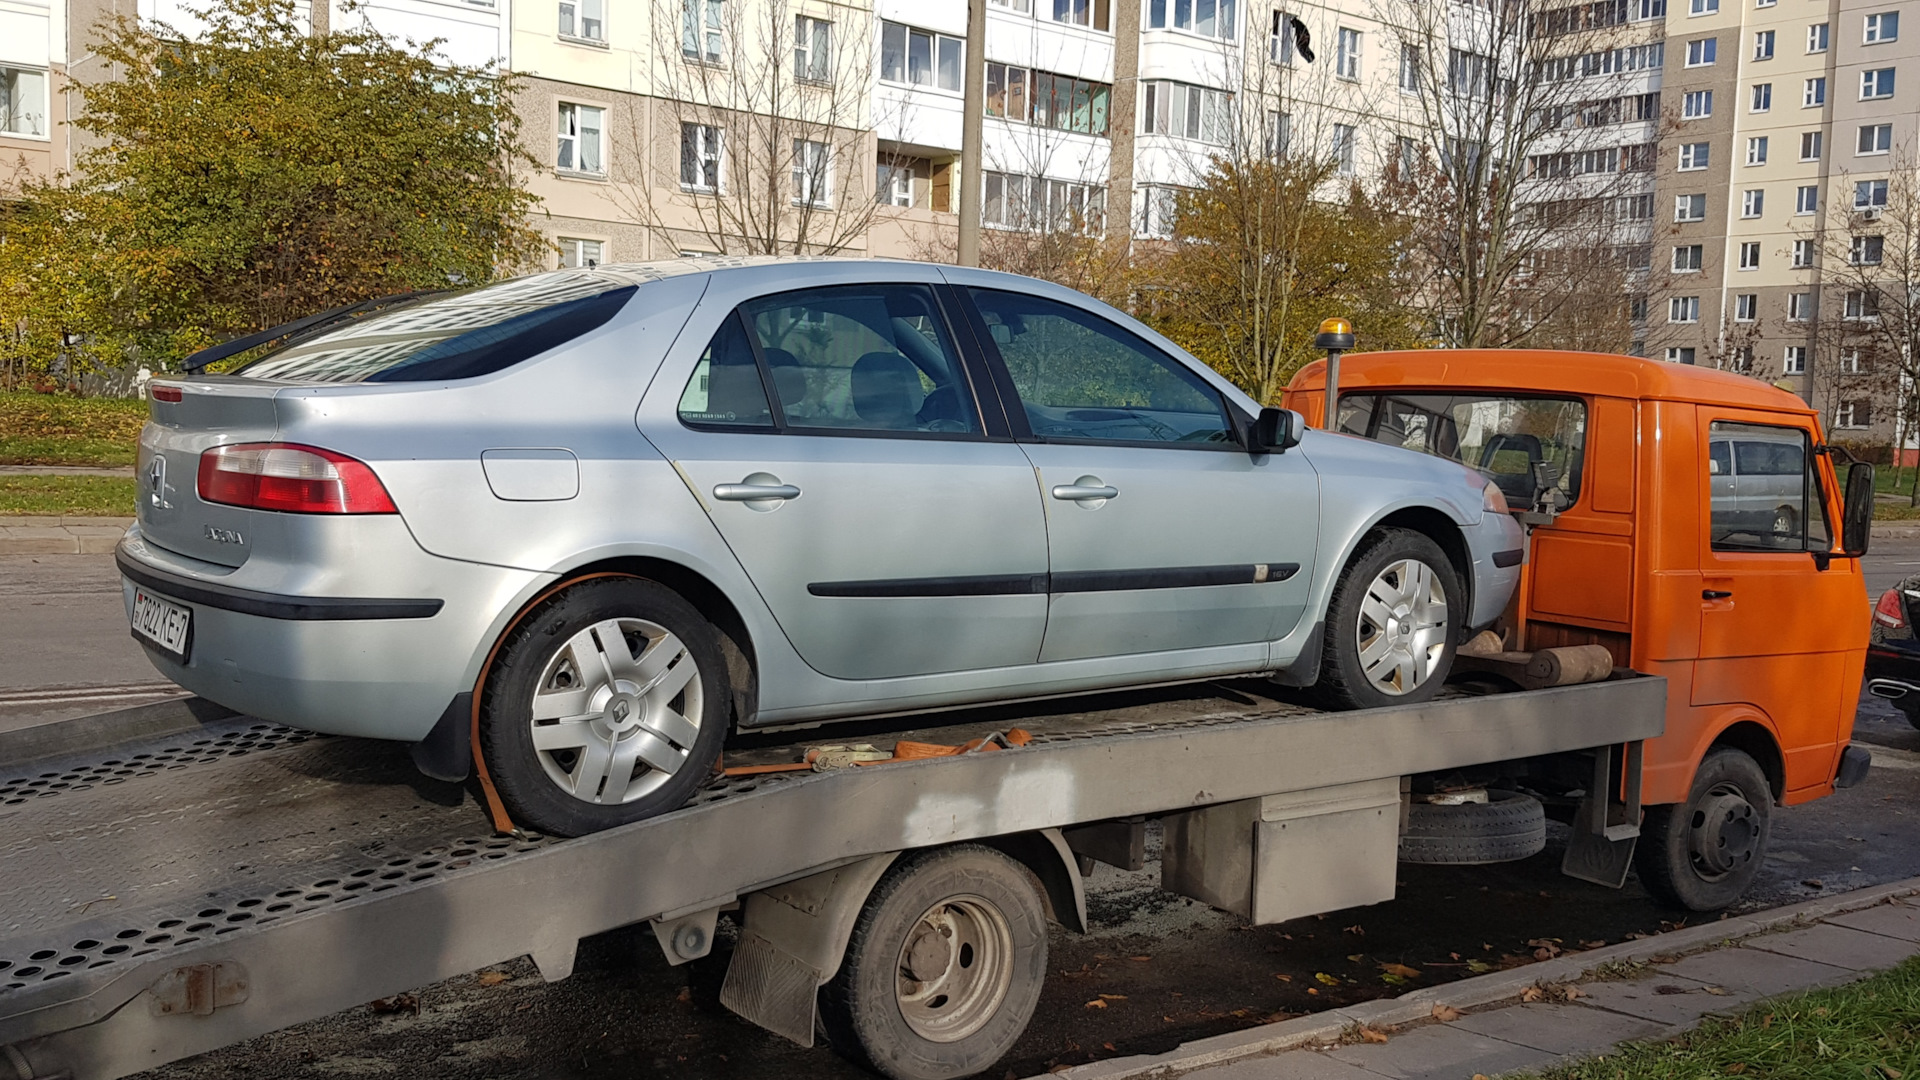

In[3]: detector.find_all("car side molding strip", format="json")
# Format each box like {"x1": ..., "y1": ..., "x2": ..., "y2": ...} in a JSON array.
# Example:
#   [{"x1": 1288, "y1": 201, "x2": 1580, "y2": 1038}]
[
  {"x1": 116, "y1": 549, "x2": 445, "y2": 621},
  {"x1": 808, "y1": 563, "x2": 1299, "y2": 598}
]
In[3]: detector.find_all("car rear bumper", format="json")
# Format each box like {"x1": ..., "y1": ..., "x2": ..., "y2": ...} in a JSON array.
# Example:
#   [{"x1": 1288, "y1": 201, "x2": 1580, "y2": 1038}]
[
  {"x1": 1865, "y1": 644, "x2": 1920, "y2": 705},
  {"x1": 118, "y1": 523, "x2": 550, "y2": 742}
]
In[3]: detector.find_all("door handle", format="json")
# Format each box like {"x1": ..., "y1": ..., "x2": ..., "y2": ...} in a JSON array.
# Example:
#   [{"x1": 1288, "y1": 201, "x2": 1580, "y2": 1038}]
[
  {"x1": 1051, "y1": 484, "x2": 1119, "y2": 501},
  {"x1": 714, "y1": 483, "x2": 801, "y2": 502},
  {"x1": 1702, "y1": 589, "x2": 1733, "y2": 600}
]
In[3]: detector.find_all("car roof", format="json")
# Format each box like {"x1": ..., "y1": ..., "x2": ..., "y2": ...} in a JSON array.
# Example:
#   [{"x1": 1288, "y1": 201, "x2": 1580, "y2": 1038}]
[
  {"x1": 561, "y1": 255, "x2": 1039, "y2": 290},
  {"x1": 1289, "y1": 349, "x2": 1814, "y2": 414}
]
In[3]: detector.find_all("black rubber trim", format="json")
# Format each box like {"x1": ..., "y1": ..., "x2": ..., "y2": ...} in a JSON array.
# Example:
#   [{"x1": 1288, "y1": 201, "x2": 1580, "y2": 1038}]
[
  {"x1": 810, "y1": 563, "x2": 1298, "y2": 598},
  {"x1": 1492, "y1": 548, "x2": 1524, "y2": 568},
  {"x1": 117, "y1": 548, "x2": 444, "y2": 621}
]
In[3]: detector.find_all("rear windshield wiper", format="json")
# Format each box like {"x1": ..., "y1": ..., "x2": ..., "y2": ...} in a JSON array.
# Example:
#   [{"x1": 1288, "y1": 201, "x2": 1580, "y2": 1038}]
[{"x1": 180, "y1": 290, "x2": 454, "y2": 375}]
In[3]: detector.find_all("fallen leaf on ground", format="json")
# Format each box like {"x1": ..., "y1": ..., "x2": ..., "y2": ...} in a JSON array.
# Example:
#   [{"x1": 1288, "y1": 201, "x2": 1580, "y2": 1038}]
[
  {"x1": 1520, "y1": 986, "x2": 1545, "y2": 1003},
  {"x1": 1103, "y1": 1043, "x2": 1116, "y2": 1051},
  {"x1": 1431, "y1": 1003, "x2": 1462, "y2": 1022},
  {"x1": 1085, "y1": 999, "x2": 1108, "y2": 1009},
  {"x1": 1344, "y1": 924, "x2": 1366, "y2": 936},
  {"x1": 1466, "y1": 960, "x2": 1493, "y2": 974},
  {"x1": 477, "y1": 971, "x2": 509, "y2": 987},
  {"x1": 1274, "y1": 973, "x2": 1293, "y2": 982},
  {"x1": 1358, "y1": 1026, "x2": 1389, "y2": 1044},
  {"x1": 369, "y1": 994, "x2": 419, "y2": 1016},
  {"x1": 1380, "y1": 962, "x2": 1422, "y2": 979},
  {"x1": 1654, "y1": 985, "x2": 1691, "y2": 995},
  {"x1": 1129, "y1": 956, "x2": 1151, "y2": 962},
  {"x1": 1098, "y1": 994, "x2": 1127, "y2": 1001},
  {"x1": 1581, "y1": 940, "x2": 1606, "y2": 949},
  {"x1": 1315, "y1": 972, "x2": 1342, "y2": 986},
  {"x1": 1348, "y1": 953, "x2": 1366, "y2": 962},
  {"x1": 1703, "y1": 985, "x2": 1731, "y2": 996}
]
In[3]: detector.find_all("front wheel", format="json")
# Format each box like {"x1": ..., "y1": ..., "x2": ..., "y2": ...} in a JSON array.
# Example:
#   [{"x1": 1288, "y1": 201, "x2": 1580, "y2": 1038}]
[
  {"x1": 1634, "y1": 747, "x2": 1773, "y2": 911},
  {"x1": 478, "y1": 577, "x2": 731, "y2": 837},
  {"x1": 1314, "y1": 527, "x2": 1463, "y2": 710}
]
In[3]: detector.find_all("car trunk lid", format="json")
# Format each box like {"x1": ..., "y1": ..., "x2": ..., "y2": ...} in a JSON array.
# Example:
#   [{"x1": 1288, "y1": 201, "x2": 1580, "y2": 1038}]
[{"x1": 136, "y1": 379, "x2": 283, "y2": 568}]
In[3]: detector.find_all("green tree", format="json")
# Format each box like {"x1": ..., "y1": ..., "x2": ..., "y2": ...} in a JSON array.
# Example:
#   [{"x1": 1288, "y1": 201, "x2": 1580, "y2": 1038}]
[{"x1": 0, "y1": 0, "x2": 544, "y2": 385}]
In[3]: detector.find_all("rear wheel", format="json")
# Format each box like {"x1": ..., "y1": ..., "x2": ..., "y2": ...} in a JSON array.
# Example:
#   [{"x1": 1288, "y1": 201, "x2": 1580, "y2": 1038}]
[
  {"x1": 479, "y1": 577, "x2": 730, "y2": 837},
  {"x1": 1634, "y1": 747, "x2": 1772, "y2": 911},
  {"x1": 1314, "y1": 528, "x2": 1462, "y2": 710},
  {"x1": 1772, "y1": 505, "x2": 1798, "y2": 537},
  {"x1": 819, "y1": 845, "x2": 1048, "y2": 1080}
]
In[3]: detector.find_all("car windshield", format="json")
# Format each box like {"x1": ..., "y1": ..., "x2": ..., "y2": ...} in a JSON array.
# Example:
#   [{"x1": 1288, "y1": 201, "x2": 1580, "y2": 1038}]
[
  {"x1": 1339, "y1": 392, "x2": 1587, "y2": 509},
  {"x1": 235, "y1": 273, "x2": 636, "y2": 383}
]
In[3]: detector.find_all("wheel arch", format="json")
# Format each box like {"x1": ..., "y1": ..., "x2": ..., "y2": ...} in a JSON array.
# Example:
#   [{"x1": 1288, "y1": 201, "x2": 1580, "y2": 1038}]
[
  {"x1": 1355, "y1": 505, "x2": 1475, "y2": 633},
  {"x1": 1707, "y1": 718, "x2": 1788, "y2": 805}
]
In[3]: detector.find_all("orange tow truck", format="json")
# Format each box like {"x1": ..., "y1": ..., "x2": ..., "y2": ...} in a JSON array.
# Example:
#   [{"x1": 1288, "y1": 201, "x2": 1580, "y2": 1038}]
[{"x1": 1287, "y1": 348, "x2": 1878, "y2": 910}]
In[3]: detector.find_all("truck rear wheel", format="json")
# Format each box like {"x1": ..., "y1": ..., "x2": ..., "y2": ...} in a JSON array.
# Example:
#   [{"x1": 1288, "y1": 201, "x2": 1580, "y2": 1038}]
[
  {"x1": 820, "y1": 845, "x2": 1048, "y2": 1080},
  {"x1": 1634, "y1": 747, "x2": 1772, "y2": 911}
]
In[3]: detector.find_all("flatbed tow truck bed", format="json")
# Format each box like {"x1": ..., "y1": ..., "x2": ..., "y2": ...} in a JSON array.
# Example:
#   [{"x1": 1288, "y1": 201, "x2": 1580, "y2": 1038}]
[{"x1": 0, "y1": 675, "x2": 1664, "y2": 1080}]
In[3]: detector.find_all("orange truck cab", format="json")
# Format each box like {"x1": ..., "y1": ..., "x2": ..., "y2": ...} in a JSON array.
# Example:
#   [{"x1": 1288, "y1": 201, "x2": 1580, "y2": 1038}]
[{"x1": 1286, "y1": 349, "x2": 1878, "y2": 910}]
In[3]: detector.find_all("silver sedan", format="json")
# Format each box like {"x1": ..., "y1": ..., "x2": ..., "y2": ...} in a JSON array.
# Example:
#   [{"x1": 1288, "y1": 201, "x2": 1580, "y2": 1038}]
[{"x1": 121, "y1": 257, "x2": 1524, "y2": 837}]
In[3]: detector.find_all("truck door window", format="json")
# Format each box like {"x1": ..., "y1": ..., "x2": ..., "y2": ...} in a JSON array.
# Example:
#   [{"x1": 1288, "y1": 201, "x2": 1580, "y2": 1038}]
[
  {"x1": 1338, "y1": 393, "x2": 1586, "y2": 510},
  {"x1": 1708, "y1": 421, "x2": 1830, "y2": 551}
]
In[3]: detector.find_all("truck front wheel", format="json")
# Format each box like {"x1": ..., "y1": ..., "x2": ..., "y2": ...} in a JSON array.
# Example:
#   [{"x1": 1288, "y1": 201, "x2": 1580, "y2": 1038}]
[
  {"x1": 820, "y1": 845, "x2": 1048, "y2": 1080},
  {"x1": 1634, "y1": 747, "x2": 1773, "y2": 911}
]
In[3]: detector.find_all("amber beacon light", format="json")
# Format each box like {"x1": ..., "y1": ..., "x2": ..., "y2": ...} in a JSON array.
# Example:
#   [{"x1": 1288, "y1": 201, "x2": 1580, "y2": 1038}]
[{"x1": 1314, "y1": 317, "x2": 1355, "y2": 431}]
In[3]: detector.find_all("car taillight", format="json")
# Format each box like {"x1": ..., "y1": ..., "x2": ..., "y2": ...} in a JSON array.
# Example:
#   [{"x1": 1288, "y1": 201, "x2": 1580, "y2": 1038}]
[
  {"x1": 1875, "y1": 588, "x2": 1908, "y2": 629},
  {"x1": 150, "y1": 385, "x2": 183, "y2": 403},
  {"x1": 197, "y1": 443, "x2": 398, "y2": 514}
]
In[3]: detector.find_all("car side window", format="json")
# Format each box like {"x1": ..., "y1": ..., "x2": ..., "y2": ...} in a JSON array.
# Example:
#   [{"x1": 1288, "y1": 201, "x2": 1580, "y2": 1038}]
[
  {"x1": 678, "y1": 313, "x2": 774, "y2": 428},
  {"x1": 1708, "y1": 421, "x2": 1830, "y2": 551},
  {"x1": 967, "y1": 288, "x2": 1234, "y2": 446}
]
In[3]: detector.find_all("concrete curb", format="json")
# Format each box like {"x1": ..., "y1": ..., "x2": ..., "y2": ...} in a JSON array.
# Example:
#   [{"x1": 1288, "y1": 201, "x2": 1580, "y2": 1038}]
[
  {"x1": 0, "y1": 695, "x2": 238, "y2": 766},
  {"x1": 1047, "y1": 877, "x2": 1920, "y2": 1080},
  {"x1": 1873, "y1": 525, "x2": 1920, "y2": 539},
  {"x1": 0, "y1": 516, "x2": 131, "y2": 555}
]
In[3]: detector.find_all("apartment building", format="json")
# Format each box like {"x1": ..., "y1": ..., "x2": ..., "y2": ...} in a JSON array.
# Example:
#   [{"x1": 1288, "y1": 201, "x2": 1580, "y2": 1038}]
[
  {"x1": 1647, "y1": 0, "x2": 1915, "y2": 435},
  {"x1": 0, "y1": 0, "x2": 67, "y2": 185}
]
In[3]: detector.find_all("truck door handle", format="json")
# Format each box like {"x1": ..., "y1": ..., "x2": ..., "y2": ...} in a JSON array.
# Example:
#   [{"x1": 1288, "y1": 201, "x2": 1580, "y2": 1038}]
[
  {"x1": 714, "y1": 483, "x2": 801, "y2": 502},
  {"x1": 1702, "y1": 589, "x2": 1733, "y2": 600},
  {"x1": 1051, "y1": 484, "x2": 1119, "y2": 501}
]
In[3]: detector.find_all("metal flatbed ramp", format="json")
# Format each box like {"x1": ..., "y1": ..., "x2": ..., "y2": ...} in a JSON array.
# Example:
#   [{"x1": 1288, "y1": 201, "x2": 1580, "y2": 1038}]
[{"x1": 0, "y1": 677, "x2": 1665, "y2": 1080}]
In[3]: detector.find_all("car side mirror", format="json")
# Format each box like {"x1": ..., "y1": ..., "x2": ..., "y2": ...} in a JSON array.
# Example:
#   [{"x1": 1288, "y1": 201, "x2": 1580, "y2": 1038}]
[
  {"x1": 1842, "y1": 461, "x2": 1874, "y2": 557},
  {"x1": 1250, "y1": 407, "x2": 1302, "y2": 454}
]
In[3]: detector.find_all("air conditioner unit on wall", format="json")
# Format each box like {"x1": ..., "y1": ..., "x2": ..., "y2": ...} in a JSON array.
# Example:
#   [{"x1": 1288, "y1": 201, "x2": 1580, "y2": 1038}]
[{"x1": 1857, "y1": 207, "x2": 1883, "y2": 220}]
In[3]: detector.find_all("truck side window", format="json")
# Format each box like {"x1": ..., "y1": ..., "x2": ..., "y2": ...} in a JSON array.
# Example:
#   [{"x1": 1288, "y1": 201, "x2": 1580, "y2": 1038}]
[
  {"x1": 1707, "y1": 421, "x2": 1830, "y2": 551},
  {"x1": 1338, "y1": 393, "x2": 1586, "y2": 510}
]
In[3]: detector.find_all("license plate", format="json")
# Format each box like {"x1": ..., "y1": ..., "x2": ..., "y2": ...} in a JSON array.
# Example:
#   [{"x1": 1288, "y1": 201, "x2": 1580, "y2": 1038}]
[{"x1": 132, "y1": 588, "x2": 192, "y2": 662}]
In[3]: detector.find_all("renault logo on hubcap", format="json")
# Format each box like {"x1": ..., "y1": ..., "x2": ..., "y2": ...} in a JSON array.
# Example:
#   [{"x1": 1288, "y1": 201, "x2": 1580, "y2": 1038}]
[{"x1": 611, "y1": 698, "x2": 631, "y2": 723}]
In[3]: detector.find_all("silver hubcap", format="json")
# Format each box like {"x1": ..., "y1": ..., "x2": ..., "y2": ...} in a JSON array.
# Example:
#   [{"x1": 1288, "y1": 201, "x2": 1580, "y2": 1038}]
[
  {"x1": 895, "y1": 896, "x2": 1014, "y2": 1043},
  {"x1": 1356, "y1": 558, "x2": 1450, "y2": 696},
  {"x1": 528, "y1": 618, "x2": 703, "y2": 805}
]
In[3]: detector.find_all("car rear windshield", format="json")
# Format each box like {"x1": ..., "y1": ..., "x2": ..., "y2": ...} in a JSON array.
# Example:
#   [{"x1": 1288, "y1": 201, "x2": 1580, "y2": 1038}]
[
  {"x1": 236, "y1": 274, "x2": 637, "y2": 383},
  {"x1": 1338, "y1": 392, "x2": 1587, "y2": 510}
]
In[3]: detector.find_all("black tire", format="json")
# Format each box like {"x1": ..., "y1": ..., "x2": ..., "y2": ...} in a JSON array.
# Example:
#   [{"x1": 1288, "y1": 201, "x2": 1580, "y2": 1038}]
[
  {"x1": 1634, "y1": 747, "x2": 1773, "y2": 912},
  {"x1": 1773, "y1": 505, "x2": 1798, "y2": 537},
  {"x1": 479, "y1": 577, "x2": 730, "y2": 838},
  {"x1": 819, "y1": 845, "x2": 1048, "y2": 1080},
  {"x1": 1315, "y1": 528, "x2": 1464, "y2": 710},
  {"x1": 1399, "y1": 790, "x2": 1547, "y2": 865}
]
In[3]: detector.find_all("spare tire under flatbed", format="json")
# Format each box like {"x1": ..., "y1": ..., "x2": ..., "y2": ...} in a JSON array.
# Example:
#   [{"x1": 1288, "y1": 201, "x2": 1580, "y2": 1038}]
[{"x1": 1399, "y1": 789, "x2": 1547, "y2": 865}]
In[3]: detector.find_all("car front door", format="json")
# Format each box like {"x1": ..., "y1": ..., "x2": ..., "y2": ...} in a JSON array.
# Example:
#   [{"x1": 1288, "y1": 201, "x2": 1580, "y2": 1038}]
[
  {"x1": 959, "y1": 287, "x2": 1320, "y2": 664},
  {"x1": 643, "y1": 282, "x2": 1049, "y2": 681}
]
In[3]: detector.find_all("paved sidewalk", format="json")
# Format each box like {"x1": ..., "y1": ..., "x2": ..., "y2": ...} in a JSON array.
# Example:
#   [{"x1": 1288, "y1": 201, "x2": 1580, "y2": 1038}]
[
  {"x1": 1049, "y1": 879, "x2": 1920, "y2": 1080},
  {"x1": 0, "y1": 516, "x2": 130, "y2": 554}
]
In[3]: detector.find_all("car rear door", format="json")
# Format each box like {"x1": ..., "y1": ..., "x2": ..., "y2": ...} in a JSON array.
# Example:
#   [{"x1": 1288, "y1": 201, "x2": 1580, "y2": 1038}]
[
  {"x1": 956, "y1": 286, "x2": 1319, "y2": 664},
  {"x1": 640, "y1": 280, "x2": 1050, "y2": 681}
]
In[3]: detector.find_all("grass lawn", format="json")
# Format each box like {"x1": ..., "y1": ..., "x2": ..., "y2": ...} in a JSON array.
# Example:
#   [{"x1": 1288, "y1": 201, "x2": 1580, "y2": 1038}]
[
  {"x1": 1539, "y1": 955, "x2": 1920, "y2": 1080},
  {"x1": 0, "y1": 476, "x2": 139, "y2": 517},
  {"x1": 0, "y1": 392, "x2": 148, "y2": 468}
]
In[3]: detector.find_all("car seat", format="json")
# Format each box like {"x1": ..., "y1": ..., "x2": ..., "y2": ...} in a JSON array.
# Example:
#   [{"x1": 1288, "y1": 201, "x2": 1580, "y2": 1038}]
[{"x1": 851, "y1": 352, "x2": 923, "y2": 429}]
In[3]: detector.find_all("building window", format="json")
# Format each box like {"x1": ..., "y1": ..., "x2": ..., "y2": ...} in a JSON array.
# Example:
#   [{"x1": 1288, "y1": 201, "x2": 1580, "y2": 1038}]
[
  {"x1": 679, "y1": 122, "x2": 724, "y2": 191},
  {"x1": 1147, "y1": 0, "x2": 1236, "y2": 38},
  {"x1": 557, "y1": 102, "x2": 605, "y2": 175},
  {"x1": 1746, "y1": 136, "x2": 1767, "y2": 165},
  {"x1": 1735, "y1": 293, "x2": 1758, "y2": 321},
  {"x1": 1332, "y1": 123, "x2": 1357, "y2": 174},
  {"x1": 1859, "y1": 124, "x2": 1893, "y2": 155},
  {"x1": 794, "y1": 16, "x2": 831, "y2": 82},
  {"x1": 1675, "y1": 193, "x2": 1708, "y2": 221},
  {"x1": 1788, "y1": 292, "x2": 1811, "y2": 320},
  {"x1": 1030, "y1": 72, "x2": 1114, "y2": 135},
  {"x1": 559, "y1": 0, "x2": 605, "y2": 42},
  {"x1": 1667, "y1": 347, "x2": 1698, "y2": 364},
  {"x1": 1685, "y1": 37, "x2": 1717, "y2": 66},
  {"x1": 1738, "y1": 241, "x2": 1760, "y2": 269},
  {"x1": 1395, "y1": 135, "x2": 1418, "y2": 176},
  {"x1": 1690, "y1": 0, "x2": 1717, "y2": 13},
  {"x1": 1636, "y1": 0, "x2": 1667, "y2": 18},
  {"x1": 1670, "y1": 296, "x2": 1701, "y2": 323},
  {"x1": 1856, "y1": 179, "x2": 1889, "y2": 209},
  {"x1": 682, "y1": 0, "x2": 723, "y2": 62},
  {"x1": 1837, "y1": 400, "x2": 1871, "y2": 428},
  {"x1": 1725, "y1": 346, "x2": 1754, "y2": 373},
  {"x1": 1751, "y1": 83, "x2": 1771, "y2": 111},
  {"x1": 1626, "y1": 245, "x2": 1653, "y2": 270},
  {"x1": 1756, "y1": 0, "x2": 1774, "y2": 7},
  {"x1": 1631, "y1": 295, "x2": 1650, "y2": 321},
  {"x1": 1792, "y1": 238, "x2": 1815, "y2": 267},
  {"x1": 986, "y1": 63, "x2": 1029, "y2": 120},
  {"x1": 1400, "y1": 44, "x2": 1420, "y2": 92},
  {"x1": 1861, "y1": 68, "x2": 1896, "y2": 99},
  {"x1": 1807, "y1": 22, "x2": 1828, "y2": 51},
  {"x1": 990, "y1": 0, "x2": 1033, "y2": 11},
  {"x1": 791, "y1": 139, "x2": 831, "y2": 207},
  {"x1": 558, "y1": 237, "x2": 603, "y2": 268},
  {"x1": 1852, "y1": 235, "x2": 1885, "y2": 265},
  {"x1": 1048, "y1": 0, "x2": 1113, "y2": 30},
  {"x1": 1681, "y1": 142, "x2": 1711, "y2": 170},
  {"x1": 1783, "y1": 346, "x2": 1806, "y2": 374},
  {"x1": 1269, "y1": 111, "x2": 1293, "y2": 158},
  {"x1": 876, "y1": 161, "x2": 913, "y2": 207},
  {"x1": 983, "y1": 173, "x2": 1105, "y2": 233},
  {"x1": 1143, "y1": 81, "x2": 1229, "y2": 143},
  {"x1": 1864, "y1": 12, "x2": 1899, "y2": 43},
  {"x1": 1683, "y1": 90, "x2": 1713, "y2": 118},
  {"x1": 1674, "y1": 244, "x2": 1704, "y2": 271},
  {"x1": 0, "y1": 66, "x2": 47, "y2": 138},
  {"x1": 1796, "y1": 184, "x2": 1819, "y2": 213},
  {"x1": 1802, "y1": 77, "x2": 1825, "y2": 107},
  {"x1": 1336, "y1": 28, "x2": 1362, "y2": 79},
  {"x1": 1742, "y1": 189, "x2": 1764, "y2": 217},
  {"x1": 1621, "y1": 193, "x2": 1654, "y2": 220},
  {"x1": 1753, "y1": 30, "x2": 1774, "y2": 58},
  {"x1": 880, "y1": 21, "x2": 962, "y2": 91},
  {"x1": 1138, "y1": 185, "x2": 1179, "y2": 238},
  {"x1": 1846, "y1": 290, "x2": 1880, "y2": 319},
  {"x1": 1269, "y1": 11, "x2": 1295, "y2": 63},
  {"x1": 1799, "y1": 131, "x2": 1822, "y2": 161}
]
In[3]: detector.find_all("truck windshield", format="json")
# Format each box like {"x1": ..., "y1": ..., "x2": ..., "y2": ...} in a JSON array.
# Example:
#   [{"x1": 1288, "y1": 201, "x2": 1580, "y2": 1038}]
[{"x1": 1338, "y1": 393, "x2": 1587, "y2": 510}]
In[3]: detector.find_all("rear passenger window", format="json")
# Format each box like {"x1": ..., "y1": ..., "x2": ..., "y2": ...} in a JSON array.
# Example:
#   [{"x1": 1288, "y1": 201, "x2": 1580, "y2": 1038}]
[
  {"x1": 678, "y1": 285, "x2": 980, "y2": 436},
  {"x1": 1707, "y1": 421, "x2": 1830, "y2": 551}
]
